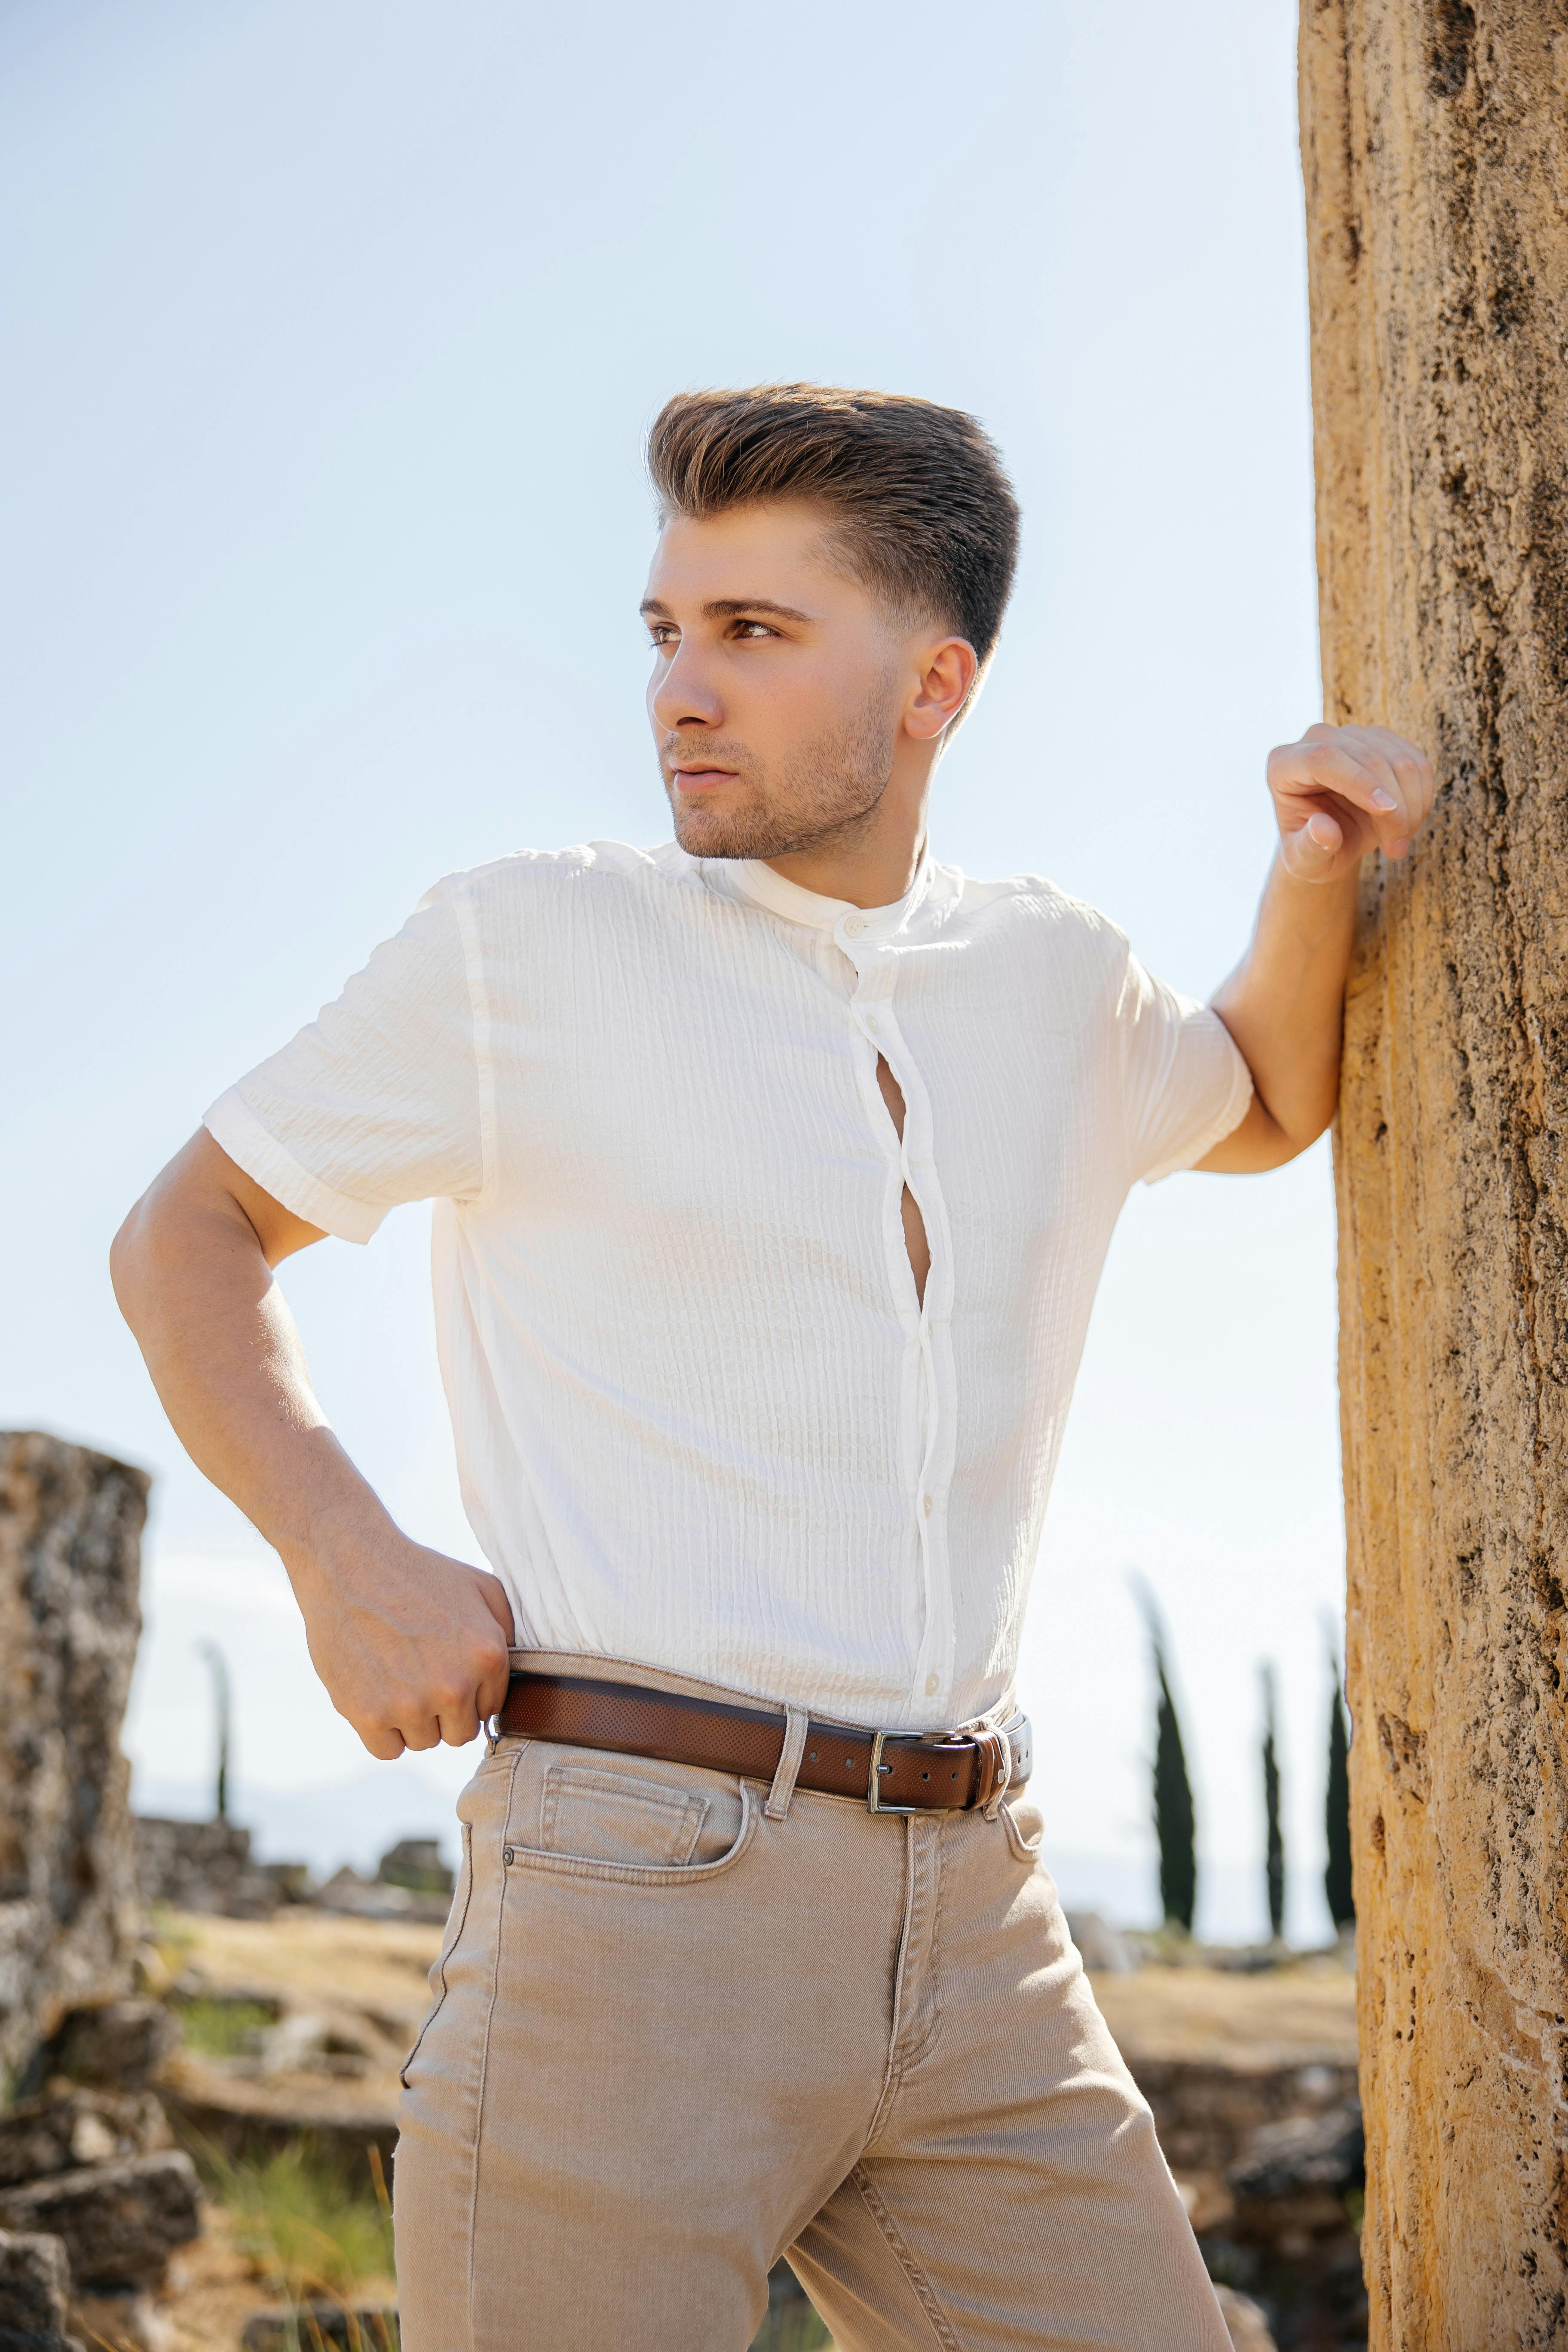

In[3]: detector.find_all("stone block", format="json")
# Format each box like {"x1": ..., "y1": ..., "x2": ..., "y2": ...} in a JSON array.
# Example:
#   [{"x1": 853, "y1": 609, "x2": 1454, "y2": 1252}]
[
  {"x1": 0, "y1": 2154, "x2": 201, "y2": 2289},
  {"x1": 0, "y1": 1434, "x2": 147, "y2": 2084},
  {"x1": 0, "y1": 2092, "x2": 170, "y2": 2190},
  {"x1": 134, "y1": 1819, "x2": 281, "y2": 1922},
  {"x1": 0, "y1": 2231, "x2": 72, "y2": 2340},
  {"x1": 43, "y1": 2003, "x2": 179, "y2": 2093}
]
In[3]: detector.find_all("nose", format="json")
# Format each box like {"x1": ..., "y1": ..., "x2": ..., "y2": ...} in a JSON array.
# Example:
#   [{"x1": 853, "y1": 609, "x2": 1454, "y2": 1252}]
[{"x1": 649, "y1": 634, "x2": 723, "y2": 735}]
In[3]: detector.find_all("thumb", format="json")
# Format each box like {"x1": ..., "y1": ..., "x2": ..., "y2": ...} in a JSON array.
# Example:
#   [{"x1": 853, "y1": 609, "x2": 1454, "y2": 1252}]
[{"x1": 1285, "y1": 808, "x2": 1342, "y2": 879}]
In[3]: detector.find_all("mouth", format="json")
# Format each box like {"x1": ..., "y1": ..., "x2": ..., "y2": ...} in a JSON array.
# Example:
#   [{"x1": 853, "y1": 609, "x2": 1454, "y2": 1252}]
[{"x1": 670, "y1": 765, "x2": 738, "y2": 795}]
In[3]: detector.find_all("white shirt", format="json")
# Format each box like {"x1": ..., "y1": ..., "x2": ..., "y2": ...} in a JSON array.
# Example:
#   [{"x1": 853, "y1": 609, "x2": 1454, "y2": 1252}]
[{"x1": 206, "y1": 842, "x2": 1251, "y2": 1732}]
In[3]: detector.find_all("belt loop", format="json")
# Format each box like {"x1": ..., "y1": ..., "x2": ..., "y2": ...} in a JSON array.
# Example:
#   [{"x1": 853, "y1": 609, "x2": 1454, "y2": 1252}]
[{"x1": 764, "y1": 1706, "x2": 809, "y2": 1822}]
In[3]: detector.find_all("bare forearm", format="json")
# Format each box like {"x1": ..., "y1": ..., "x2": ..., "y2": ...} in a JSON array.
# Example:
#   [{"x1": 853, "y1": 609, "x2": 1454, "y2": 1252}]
[
  {"x1": 110, "y1": 1180, "x2": 388, "y2": 1570},
  {"x1": 1206, "y1": 852, "x2": 1360, "y2": 1166},
  {"x1": 111, "y1": 1132, "x2": 514, "y2": 1758}
]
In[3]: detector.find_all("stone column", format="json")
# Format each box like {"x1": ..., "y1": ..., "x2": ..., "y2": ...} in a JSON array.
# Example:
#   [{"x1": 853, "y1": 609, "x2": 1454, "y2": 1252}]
[
  {"x1": 1299, "y1": 4, "x2": 1568, "y2": 2342},
  {"x1": 0, "y1": 1433, "x2": 147, "y2": 2086}
]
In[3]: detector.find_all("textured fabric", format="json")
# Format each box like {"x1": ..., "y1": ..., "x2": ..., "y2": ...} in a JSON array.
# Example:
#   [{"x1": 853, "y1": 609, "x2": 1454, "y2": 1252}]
[
  {"x1": 205, "y1": 842, "x2": 1250, "y2": 1733},
  {"x1": 392, "y1": 1670, "x2": 1233, "y2": 2352}
]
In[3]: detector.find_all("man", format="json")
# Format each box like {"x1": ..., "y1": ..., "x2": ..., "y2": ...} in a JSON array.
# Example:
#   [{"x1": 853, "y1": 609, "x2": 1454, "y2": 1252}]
[{"x1": 113, "y1": 385, "x2": 1433, "y2": 2351}]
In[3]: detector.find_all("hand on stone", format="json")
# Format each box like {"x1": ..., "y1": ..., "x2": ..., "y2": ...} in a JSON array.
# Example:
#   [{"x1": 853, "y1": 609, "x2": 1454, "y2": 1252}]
[
  {"x1": 1267, "y1": 722, "x2": 1435, "y2": 881},
  {"x1": 288, "y1": 1529, "x2": 516, "y2": 1759}
]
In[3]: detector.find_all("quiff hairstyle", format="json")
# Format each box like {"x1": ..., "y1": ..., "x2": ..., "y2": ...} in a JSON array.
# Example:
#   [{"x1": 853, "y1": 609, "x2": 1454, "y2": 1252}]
[{"x1": 647, "y1": 384, "x2": 1020, "y2": 670}]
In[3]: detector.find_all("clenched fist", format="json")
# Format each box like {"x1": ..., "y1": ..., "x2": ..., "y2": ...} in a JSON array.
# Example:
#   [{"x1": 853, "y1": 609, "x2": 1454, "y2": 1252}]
[
  {"x1": 287, "y1": 1526, "x2": 517, "y2": 1760},
  {"x1": 1267, "y1": 723, "x2": 1435, "y2": 882}
]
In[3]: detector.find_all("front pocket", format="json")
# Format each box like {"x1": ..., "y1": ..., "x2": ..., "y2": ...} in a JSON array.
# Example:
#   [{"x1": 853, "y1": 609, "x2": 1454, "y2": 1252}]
[
  {"x1": 399, "y1": 1818, "x2": 475, "y2": 2087},
  {"x1": 540, "y1": 1762, "x2": 709, "y2": 1867}
]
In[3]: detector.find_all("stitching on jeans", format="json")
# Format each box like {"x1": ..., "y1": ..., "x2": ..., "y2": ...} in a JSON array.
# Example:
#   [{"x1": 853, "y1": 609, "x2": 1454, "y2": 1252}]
[
  {"x1": 398, "y1": 1819, "x2": 476, "y2": 2089},
  {"x1": 862, "y1": 1819, "x2": 917, "y2": 2146},
  {"x1": 850, "y1": 2165, "x2": 960, "y2": 2352},
  {"x1": 899, "y1": 1819, "x2": 947, "y2": 2073},
  {"x1": 464, "y1": 1743, "x2": 521, "y2": 2351}
]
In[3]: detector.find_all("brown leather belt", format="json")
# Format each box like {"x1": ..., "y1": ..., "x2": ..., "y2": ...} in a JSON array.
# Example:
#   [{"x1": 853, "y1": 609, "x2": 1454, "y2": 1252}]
[{"x1": 496, "y1": 1671, "x2": 1032, "y2": 1814}]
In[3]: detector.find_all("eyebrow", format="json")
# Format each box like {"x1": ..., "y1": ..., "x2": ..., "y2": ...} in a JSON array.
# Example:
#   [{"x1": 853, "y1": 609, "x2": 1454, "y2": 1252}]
[{"x1": 638, "y1": 595, "x2": 818, "y2": 625}]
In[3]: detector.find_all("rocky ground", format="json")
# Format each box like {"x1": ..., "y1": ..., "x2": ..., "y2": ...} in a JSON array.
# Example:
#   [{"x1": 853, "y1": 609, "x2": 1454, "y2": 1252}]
[{"x1": 121, "y1": 1910, "x2": 1360, "y2": 2352}]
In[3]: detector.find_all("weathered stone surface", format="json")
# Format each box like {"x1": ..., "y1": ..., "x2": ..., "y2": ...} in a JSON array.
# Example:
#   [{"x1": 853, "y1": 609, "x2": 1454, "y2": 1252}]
[
  {"x1": 0, "y1": 2231, "x2": 73, "y2": 2340},
  {"x1": 1299, "y1": 5, "x2": 1568, "y2": 2341},
  {"x1": 0, "y1": 1434, "x2": 147, "y2": 2086},
  {"x1": 0, "y1": 2155, "x2": 201, "y2": 2290},
  {"x1": 0, "y1": 2092, "x2": 170, "y2": 2191},
  {"x1": 43, "y1": 2004, "x2": 179, "y2": 2095},
  {"x1": 135, "y1": 1819, "x2": 281, "y2": 1923}
]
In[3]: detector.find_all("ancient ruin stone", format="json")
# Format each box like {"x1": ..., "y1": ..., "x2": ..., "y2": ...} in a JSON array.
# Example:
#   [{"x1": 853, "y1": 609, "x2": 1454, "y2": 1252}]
[
  {"x1": 0, "y1": 1435, "x2": 147, "y2": 2087},
  {"x1": 0, "y1": 2229, "x2": 75, "y2": 2348},
  {"x1": 134, "y1": 1819, "x2": 281, "y2": 1922},
  {"x1": 44, "y1": 2004, "x2": 178, "y2": 2094},
  {"x1": 0, "y1": 2094, "x2": 171, "y2": 2192},
  {"x1": 0, "y1": 2154, "x2": 201, "y2": 2290},
  {"x1": 1299, "y1": 3, "x2": 1568, "y2": 2340}
]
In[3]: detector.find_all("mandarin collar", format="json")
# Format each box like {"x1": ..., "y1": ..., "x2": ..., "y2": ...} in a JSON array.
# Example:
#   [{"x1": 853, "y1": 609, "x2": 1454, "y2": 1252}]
[{"x1": 721, "y1": 848, "x2": 937, "y2": 937}]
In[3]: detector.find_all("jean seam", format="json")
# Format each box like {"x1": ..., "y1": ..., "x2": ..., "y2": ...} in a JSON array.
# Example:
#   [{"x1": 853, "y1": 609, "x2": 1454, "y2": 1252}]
[
  {"x1": 398, "y1": 1819, "x2": 476, "y2": 2090},
  {"x1": 849, "y1": 2165, "x2": 961, "y2": 2352},
  {"x1": 464, "y1": 1741, "x2": 522, "y2": 2352},
  {"x1": 899, "y1": 1821, "x2": 946, "y2": 2073}
]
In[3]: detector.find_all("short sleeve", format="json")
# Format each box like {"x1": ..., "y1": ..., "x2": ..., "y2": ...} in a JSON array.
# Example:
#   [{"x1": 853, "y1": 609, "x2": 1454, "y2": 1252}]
[
  {"x1": 203, "y1": 882, "x2": 484, "y2": 1243},
  {"x1": 1116, "y1": 951, "x2": 1254, "y2": 1185}
]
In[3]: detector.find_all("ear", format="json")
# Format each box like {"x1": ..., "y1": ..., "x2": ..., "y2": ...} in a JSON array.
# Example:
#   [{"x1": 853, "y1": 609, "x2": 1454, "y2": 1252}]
[{"x1": 904, "y1": 636, "x2": 979, "y2": 740}]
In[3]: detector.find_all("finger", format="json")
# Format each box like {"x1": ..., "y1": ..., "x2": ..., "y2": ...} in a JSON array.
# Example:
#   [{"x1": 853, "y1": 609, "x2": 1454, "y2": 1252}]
[
  {"x1": 1359, "y1": 727, "x2": 1436, "y2": 832},
  {"x1": 1282, "y1": 809, "x2": 1343, "y2": 879},
  {"x1": 438, "y1": 1700, "x2": 483, "y2": 1748},
  {"x1": 1298, "y1": 741, "x2": 1409, "y2": 846},
  {"x1": 397, "y1": 1714, "x2": 443, "y2": 1753},
  {"x1": 357, "y1": 1722, "x2": 407, "y2": 1762}
]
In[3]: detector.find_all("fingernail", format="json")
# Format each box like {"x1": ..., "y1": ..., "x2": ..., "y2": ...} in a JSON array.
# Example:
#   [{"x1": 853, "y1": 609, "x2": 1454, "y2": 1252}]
[
  {"x1": 1306, "y1": 815, "x2": 1335, "y2": 848},
  {"x1": 1370, "y1": 788, "x2": 1398, "y2": 811}
]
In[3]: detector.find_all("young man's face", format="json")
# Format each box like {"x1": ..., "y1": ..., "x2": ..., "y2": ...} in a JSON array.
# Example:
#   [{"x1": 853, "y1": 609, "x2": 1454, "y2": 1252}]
[{"x1": 641, "y1": 500, "x2": 918, "y2": 862}]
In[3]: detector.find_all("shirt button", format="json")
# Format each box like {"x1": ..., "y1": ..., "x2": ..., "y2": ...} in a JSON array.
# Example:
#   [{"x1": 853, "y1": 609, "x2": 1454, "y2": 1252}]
[
  {"x1": 864, "y1": 1013, "x2": 879, "y2": 1035},
  {"x1": 843, "y1": 916, "x2": 866, "y2": 937},
  {"x1": 925, "y1": 1673, "x2": 940, "y2": 1697},
  {"x1": 922, "y1": 1495, "x2": 933, "y2": 1516}
]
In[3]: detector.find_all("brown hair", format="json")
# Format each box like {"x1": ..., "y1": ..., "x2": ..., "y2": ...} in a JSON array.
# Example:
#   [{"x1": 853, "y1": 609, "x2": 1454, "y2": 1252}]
[{"x1": 646, "y1": 384, "x2": 1020, "y2": 669}]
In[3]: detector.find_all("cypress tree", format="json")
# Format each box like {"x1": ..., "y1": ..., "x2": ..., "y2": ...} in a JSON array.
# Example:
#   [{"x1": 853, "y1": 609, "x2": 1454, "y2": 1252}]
[
  {"x1": 199, "y1": 1639, "x2": 232, "y2": 1822},
  {"x1": 1325, "y1": 1645, "x2": 1354, "y2": 1930},
  {"x1": 1261, "y1": 1662, "x2": 1285, "y2": 1943},
  {"x1": 1138, "y1": 1592, "x2": 1196, "y2": 1934}
]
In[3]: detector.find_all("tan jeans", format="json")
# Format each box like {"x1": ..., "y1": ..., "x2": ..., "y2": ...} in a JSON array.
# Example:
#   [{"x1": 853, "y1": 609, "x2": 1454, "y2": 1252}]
[{"x1": 393, "y1": 1659, "x2": 1231, "y2": 2352}]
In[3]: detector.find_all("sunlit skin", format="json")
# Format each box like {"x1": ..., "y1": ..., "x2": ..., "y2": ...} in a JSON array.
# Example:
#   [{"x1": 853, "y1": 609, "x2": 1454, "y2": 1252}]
[
  {"x1": 109, "y1": 496, "x2": 1435, "y2": 1763},
  {"x1": 642, "y1": 502, "x2": 976, "y2": 910}
]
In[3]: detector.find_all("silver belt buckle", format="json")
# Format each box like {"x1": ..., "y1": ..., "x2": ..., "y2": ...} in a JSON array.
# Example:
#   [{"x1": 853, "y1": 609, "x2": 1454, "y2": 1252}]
[{"x1": 867, "y1": 1727, "x2": 918, "y2": 1816}]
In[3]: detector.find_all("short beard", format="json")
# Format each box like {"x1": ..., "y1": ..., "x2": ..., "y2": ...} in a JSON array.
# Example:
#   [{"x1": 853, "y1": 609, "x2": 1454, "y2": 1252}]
[{"x1": 662, "y1": 684, "x2": 899, "y2": 863}]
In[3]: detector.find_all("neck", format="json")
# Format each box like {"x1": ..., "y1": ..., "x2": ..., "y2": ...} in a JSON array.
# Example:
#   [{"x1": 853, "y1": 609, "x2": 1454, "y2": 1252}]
[{"x1": 761, "y1": 754, "x2": 934, "y2": 910}]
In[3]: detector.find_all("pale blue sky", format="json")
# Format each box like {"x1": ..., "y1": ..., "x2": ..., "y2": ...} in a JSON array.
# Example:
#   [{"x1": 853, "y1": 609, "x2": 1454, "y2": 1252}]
[{"x1": 3, "y1": 0, "x2": 1343, "y2": 1939}]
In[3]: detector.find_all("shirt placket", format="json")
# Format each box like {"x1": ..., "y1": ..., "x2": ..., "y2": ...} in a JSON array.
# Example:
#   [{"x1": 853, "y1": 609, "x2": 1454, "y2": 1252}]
[{"x1": 834, "y1": 909, "x2": 956, "y2": 1721}]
